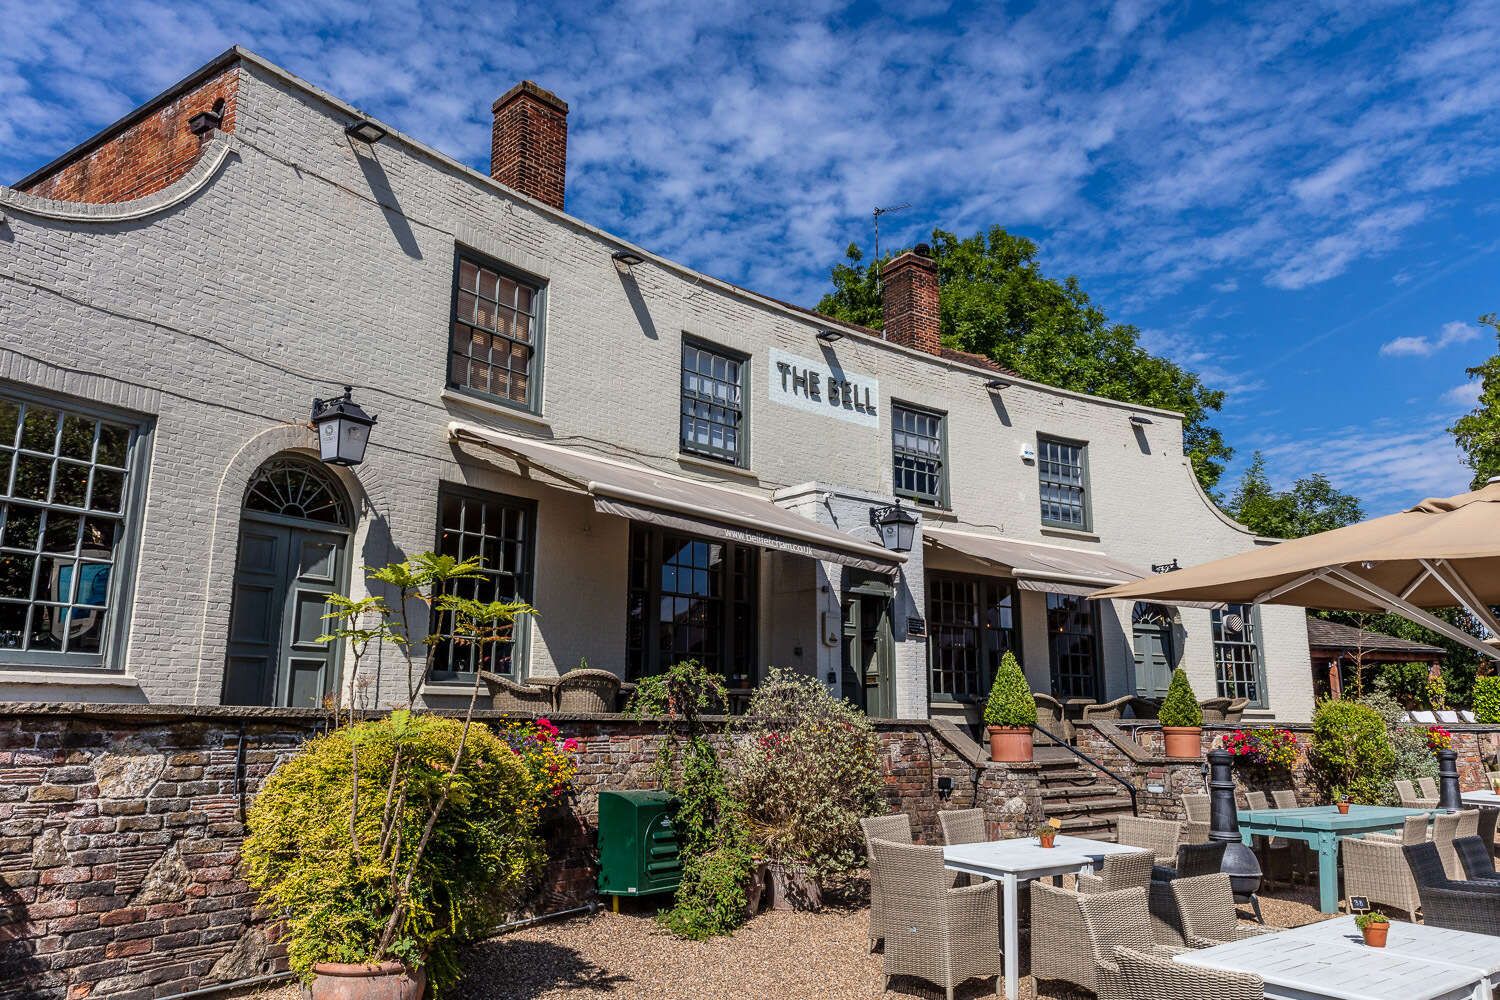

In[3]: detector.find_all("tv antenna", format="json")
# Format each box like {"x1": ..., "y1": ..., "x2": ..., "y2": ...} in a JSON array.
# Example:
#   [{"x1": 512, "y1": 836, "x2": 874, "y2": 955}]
[{"x1": 873, "y1": 203, "x2": 910, "y2": 270}]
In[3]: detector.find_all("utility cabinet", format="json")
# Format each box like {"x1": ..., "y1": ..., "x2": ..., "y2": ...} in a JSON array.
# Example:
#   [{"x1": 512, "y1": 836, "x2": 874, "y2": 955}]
[{"x1": 596, "y1": 790, "x2": 681, "y2": 904}]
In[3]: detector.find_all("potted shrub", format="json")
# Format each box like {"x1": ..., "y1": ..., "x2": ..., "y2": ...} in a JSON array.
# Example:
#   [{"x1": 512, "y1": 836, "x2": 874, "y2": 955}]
[
  {"x1": 1334, "y1": 786, "x2": 1351, "y2": 814},
  {"x1": 1159, "y1": 668, "x2": 1204, "y2": 759},
  {"x1": 983, "y1": 651, "x2": 1037, "y2": 763},
  {"x1": 1355, "y1": 911, "x2": 1389, "y2": 947},
  {"x1": 1035, "y1": 817, "x2": 1062, "y2": 848}
]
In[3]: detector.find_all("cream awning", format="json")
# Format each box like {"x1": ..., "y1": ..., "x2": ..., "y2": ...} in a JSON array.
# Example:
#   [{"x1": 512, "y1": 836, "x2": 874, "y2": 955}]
[
  {"x1": 450, "y1": 422, "x2": 902, "y2": 575},
  {"x1": 924, "y1": 526, "x2": 1148, "y2": 596}
]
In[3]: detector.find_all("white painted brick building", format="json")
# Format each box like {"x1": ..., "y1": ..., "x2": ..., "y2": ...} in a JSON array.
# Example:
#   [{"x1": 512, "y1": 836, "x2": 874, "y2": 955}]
[{"x1": 0, "y1": 47, "x2": 1315, "y2": 725}]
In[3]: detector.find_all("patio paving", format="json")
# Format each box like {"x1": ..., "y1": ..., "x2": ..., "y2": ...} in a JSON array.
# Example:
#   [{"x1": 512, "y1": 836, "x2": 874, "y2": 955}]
[{"x1": 245, "y1": 881, "x2": 1335, "y2": 1000}]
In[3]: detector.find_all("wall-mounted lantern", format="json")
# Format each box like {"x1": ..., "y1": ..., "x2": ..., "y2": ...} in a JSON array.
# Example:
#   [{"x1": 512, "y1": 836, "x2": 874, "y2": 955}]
[
  {"x1": 310, "y1": 386, "x2": 377, "y2": 466},
  {"x1": 869, "y1": 500, "x2": 919, "y2": 553}
]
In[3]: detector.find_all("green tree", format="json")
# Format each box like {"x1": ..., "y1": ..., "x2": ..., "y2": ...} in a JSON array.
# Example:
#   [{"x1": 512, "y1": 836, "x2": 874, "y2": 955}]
[
  {"x1": 817, "y1": 228, "x2": 1233, "y2": 492},
  {"x1": 1223, "y1": 452, "x2": 1364, "y2": 540},
  {"x1": 1449, "y1": 313, "x2": 1500, "y2": 487}
]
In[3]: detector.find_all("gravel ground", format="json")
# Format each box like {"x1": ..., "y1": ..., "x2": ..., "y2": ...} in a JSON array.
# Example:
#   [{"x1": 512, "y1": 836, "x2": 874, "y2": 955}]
[{"x1": 242, "y1": 881, "x2": 1341, "y2": 1000}]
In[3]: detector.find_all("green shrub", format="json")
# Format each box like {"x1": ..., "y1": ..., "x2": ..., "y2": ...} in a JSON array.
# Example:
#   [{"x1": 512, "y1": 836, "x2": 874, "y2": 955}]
[
  {"x1": 1474, "y1": 676, "x2": 1500, "y2": 724},
  {"x1": 730, "y1": 668, "x2": 884, "y2": 888},
  {"x1": 1159, "y1": 668, "x2": 1203, "y2": 727},
  {"x1": 983, "y1": 651, "x2": 1037, "y2": 727},
  {"x1": 1376, "y1": 662, "x2": 1437, "y2": 709},
  {"x1": 1364, "y1": 690, "x2": 1437, "y2": 804},
  {"x1": 242, "y1": 714, "x2": 547, "y2": 990},
  {"x1": 1308, "y1": 698, "x2": 1395, "y2": 804}
]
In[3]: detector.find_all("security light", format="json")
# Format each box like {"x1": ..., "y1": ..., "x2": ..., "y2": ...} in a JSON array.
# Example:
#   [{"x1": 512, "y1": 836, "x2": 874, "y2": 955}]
[
  {"x1": 345, "y1": 119, "x2": 388, "y2": 144},
  {"x1": 611, "y1": 249, "x2": 645, "y2": 267},
  {"x1": 986, "y1": 379, "x2": 1011, "y2": 391},
  {"x1": 816, "y1": 329, "x2": 845, "y2": 343},
  {"x1": 1129, "y1": 414, "x2": 1154, "y2": 425},
  {"x1": 188, "y1": 109, "x2": 222, "y2": 136}
]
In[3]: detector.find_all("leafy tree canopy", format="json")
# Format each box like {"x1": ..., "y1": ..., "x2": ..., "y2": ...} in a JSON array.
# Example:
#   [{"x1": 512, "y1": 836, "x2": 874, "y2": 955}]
[
  {"x1": 1223, "y1": 451, "x2": 1364, "y2": 540},
  {"x1": 816, "y1": 227, "x2": 1232, "y2": 492},
  {"x1": 1449, "y1": 313, "x2": 1500, "y2": 488}
]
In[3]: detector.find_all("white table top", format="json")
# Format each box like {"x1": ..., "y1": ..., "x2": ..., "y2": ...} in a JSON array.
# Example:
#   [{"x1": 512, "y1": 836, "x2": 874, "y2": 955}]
[
  {"x1": 1285, "y1": 917, "x2": 1500, "y2": 979},
  {"x1": 942, "y1": 834, "x2": 1147, "y2": 878},
  {"x1": 1462, "y1": 790, "x2": 1500, "y2": 806},
  {"x1": 1175, "y1": 927, "x2": 1485, "y2": 1000}
]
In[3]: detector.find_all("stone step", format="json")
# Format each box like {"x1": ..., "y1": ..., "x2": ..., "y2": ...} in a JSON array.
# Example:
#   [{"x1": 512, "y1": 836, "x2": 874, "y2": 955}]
[{"x1": 1041, "y1": 788, "x2": 1135, "y2": 811}]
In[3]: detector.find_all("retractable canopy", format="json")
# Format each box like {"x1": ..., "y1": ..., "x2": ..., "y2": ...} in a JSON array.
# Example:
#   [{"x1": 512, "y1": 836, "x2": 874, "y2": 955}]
[
  {"x1": 450, "y1": 422, "x2": 902, "y2": 575},
  {"x1": 1092, "y1": 480, "x2": 1500, "y2": 660},
  {"x1": 924, "y1": 526, "x2": 1148, "y2": 597}
]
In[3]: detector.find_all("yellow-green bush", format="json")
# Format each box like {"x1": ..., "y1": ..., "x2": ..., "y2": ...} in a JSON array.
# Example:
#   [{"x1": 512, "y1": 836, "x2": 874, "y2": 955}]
[{"x1": 242, "y1": 713, "x2": 547, "y2": 991}]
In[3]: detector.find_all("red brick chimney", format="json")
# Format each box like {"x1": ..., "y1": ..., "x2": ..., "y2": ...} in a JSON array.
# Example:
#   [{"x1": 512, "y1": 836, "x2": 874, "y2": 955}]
[
  {"x1": 881, "y1": 243, "x2": 941, "y2": 355},
  {"x1": 490, "y1": 81, "x2": 568, "y2": 211}
]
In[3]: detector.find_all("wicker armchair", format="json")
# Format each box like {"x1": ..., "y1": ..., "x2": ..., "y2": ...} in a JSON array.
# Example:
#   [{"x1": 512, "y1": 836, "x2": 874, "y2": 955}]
[
  {"x1": 1404, "y1": 841, "x2": 1500, "y2": 936},
  {"x1": 1078, "y1": 850, "x2": 1155, "y2": 895},
  {"x1": 937, "y1": 808, "x2": 986, "y2": 847},
  {"x1": 479, "y1": 670, "x2": 556, "y2": 712},
  {"x1": 1418, "y1": 776, "x2": 1440, "y2": 801},
  {"x1": 871, "y1": 839, "x2": 1000, "y2": 1000},
  {"x1": 1148, "y1": 840, "x2": 1228, "y2": 943},
  {"x1": 1241, "y1": 792, "x2": 1291, "y2": 886},
  {"x1": 1197, "y1": 697, "x2": 1232, "y2": 722},
  {"x1": 554, "y1": 668, "x2": 621, "y2": 713},
  {"x1": 1342, "y1": 815, "x2": 1428, "y2": 919},
  {"x1": 1075, "y1": 887, "x2": 1187, "y2": 999},
  {"x1": 1433, "y1": 810, "x2": 1478, "y2": 879},
  {"x1": 1395, "y1": 779, "x2": 1438, "y2": 808},
  {"x1": 1455, "y1": 835, "x2": 1500, "y2": 882},
  {"x1": 1477, "y1": 805, "x2": 1498, "y2": 858},
  {"x1": 1082, "y1": 695, "x2": 1136, "y2": 722},
  {"x1": 1180, "y1": 793, "x2": 1211, "y2": 845},
  {"x1": 1169, "y1": 873, "x2": 1278, "y2": 948},
  {"x1": 1105, "y1": 946, "x2": 1266, "y2": 1000},
  {"x1": 1116, "y1": 816, "x2": 1182, "y2": 866},
  {"x1": 1034, "y1": 692, "x2": 1073, "y2": 744},
  {"x1": 1222, "y1": 698, "x2": 1250, "y2": 723},
  {"x1": 860, "y1": 814, "x2": 912, "y2": 951}
]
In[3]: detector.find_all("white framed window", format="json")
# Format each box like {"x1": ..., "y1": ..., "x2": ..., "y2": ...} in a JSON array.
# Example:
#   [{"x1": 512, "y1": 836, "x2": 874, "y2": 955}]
[
  {"x1": 448, "y1": 252, "x2": 545, "y2": 413},
  {"x1": 680, "y1": 339, "x2": 747, "y2": 466},
  {"x1": 893, "y1": 403, "x2": 947, "y2": 505}
]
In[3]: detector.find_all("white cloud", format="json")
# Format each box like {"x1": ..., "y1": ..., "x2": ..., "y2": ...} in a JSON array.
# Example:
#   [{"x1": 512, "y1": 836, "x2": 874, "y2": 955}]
[
  {"x1": 1380, "y1": 320, "x2": 1481, "y2": 357},
  {"x1": 1211, "y1": 278, "x2": 1238, "y2": 293},
  {"x1": 1444, "y1": 381, "x2": 1482, "y2": 407}
]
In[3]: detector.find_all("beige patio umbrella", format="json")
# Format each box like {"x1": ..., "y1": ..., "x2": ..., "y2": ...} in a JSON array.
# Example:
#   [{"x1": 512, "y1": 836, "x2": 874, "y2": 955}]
[{"x1": 1092, "y1": 479, "x2": 1500, "y2": 660}]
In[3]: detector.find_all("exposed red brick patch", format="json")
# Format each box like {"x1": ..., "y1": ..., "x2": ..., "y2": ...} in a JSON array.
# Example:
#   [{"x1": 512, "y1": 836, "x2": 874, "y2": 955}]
[
  {"x1": 18, "y1": 66, "x2": 239, "y2": 204},
  {"x1": 490, "y1": 80, "x2": 569, "y2": 211},
  {"x1": 881, "y1": 245, "x2": 942, "y2": 355}
]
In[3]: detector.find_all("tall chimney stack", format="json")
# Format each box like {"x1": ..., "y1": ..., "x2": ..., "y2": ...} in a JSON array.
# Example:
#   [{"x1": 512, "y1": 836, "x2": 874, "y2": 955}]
[
  {"x1": 490, "y1": 81, "x2": 569, "y2": 211},
  {"x1": 881, "y1": 243, "x2": 941, "y2": 355}
]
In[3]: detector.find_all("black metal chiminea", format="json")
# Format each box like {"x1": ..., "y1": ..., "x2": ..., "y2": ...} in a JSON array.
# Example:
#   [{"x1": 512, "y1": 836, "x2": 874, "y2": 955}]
[
  {"x1": 1207, "y1": 749, "x2": 1263, "y2": 912},
  {"x1": 1437, "y1": 748, "x2": 1462, "y2": 810}
]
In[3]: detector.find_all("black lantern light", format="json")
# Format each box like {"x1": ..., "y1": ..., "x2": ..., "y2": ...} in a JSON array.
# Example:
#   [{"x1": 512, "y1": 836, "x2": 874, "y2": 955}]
[
  {"x1": 345, "y1": 119, "x2": 387, "y2": 144},
  {"x1": 869, "y1": 501, "x2": 919, "y2": 553},
  {"x1": 310, "y1": 386, "x2": 377, "y2": 466}
]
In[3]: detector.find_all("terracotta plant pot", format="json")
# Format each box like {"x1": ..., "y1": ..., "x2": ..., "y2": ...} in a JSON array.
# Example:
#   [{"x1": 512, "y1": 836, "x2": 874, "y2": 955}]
[
  {"x1": 310, "y1": 962, "x2": 425, "y2": 1000},
  {"x1": 1361, "y1": 922, "x2": 1388, "y2": 948},
  {"x1": 1039, "y1": 833, "x2": 1056, "y2": 849},
  {"x1": 1337, "y1": 801, "x2": 1351, "y2": 814},
  {"x1": 988, "y1": 726, "x2": 1033, "y2": 763},
  {"x1": 1162, "y1": 726, "x2": 1202, "y2": 759}
]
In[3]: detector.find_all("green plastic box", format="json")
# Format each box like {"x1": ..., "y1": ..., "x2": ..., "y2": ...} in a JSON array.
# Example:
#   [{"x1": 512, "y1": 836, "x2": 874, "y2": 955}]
[{"x1": 596, "y1": 789, "x2": 681, "y2": 902}]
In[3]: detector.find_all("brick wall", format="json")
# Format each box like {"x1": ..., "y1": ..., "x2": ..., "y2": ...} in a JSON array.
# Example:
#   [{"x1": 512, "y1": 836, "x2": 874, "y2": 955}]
[
  {"x1": 489, "y1": 80, "x2": 568, "y2": 211},
  {"x1": 0, "y1": 706, "x2": 1000, "y2": 1000},
  {"x1": 17, "y1": 67, "x2": 239, "y2": 204},
  {"x1": 880, "y1": 247, "x2": 942, "y2": 355}
]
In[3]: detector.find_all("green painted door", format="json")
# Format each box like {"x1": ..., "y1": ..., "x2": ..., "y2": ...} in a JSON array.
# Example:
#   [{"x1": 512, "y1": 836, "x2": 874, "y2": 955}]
[
  {"x1": 842, "y1": 575, "x2": 894, "y2": 718},
  {"x1": 1132, "y1": 622, "x2": 1174, "y2": 699}
]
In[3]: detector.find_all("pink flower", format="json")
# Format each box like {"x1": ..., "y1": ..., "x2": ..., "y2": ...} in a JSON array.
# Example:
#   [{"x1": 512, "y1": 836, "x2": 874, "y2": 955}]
[{"x1": 562, "y1": 737, "x2": 579, "y2": 752}]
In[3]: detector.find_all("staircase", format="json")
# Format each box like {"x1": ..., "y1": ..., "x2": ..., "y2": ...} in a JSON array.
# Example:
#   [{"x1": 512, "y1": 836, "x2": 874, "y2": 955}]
[{"x1": 1035, "y1": 747, "x2": 1134, "y2": 840}]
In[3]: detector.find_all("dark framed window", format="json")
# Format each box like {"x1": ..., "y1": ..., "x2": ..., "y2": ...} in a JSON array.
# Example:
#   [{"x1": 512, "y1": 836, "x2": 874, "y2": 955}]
[
  {"x1": 447, "y1": 252, "x2": 545, "y2": 412},
  {"x1": 1039, "y1": 436, "x2": 1089, "y2": 529},
  {"x1": 927, "y1": 572, "x2": 1021, "y2": 701},
  {"x1": 1046, "y1": 592, "x2": 1100, "y2": 699},
  {"x1": 429, "y1": 485, "x2": 536, "y2": 680},
  {"x1": 0, "y1": 390, "x2": 148, "y2": 668},
  {"x1": 680, "y1": 340, "x2": 747, "y2": 465},
  {"x1": 892, "y1": 403, "x2": 946, "y2": 505},
  {"x1": 625, "y1": 524, "x2": 757, "y2": 686},
  {"x1": 1213, "y1": 603, "x2": 1265, "y2": 706}
]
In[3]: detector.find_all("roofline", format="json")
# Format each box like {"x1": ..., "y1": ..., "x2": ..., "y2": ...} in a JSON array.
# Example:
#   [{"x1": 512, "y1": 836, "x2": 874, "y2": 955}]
[
  {"x1": 16, "y1": 44, "x2": 1190, "y2": 424},
  {"x1": 13, "y1": 47, "x2": 244, "y2": 190}
]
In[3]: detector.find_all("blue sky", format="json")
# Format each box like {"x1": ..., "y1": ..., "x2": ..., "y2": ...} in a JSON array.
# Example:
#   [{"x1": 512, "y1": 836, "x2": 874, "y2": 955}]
[{"x1": 3, "y1": 0, "x2": 1498, "y2": 514}]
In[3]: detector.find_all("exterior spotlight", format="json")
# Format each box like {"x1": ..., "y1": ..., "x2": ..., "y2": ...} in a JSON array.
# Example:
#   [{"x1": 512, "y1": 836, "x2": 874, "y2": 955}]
[
  {"x1": 986, "y1": 379, "x2": 1011, "y2": 391},
  {"x1": 188, "y1": 109, "x2": 223, "y2": 136},
  {"x1": 310, "y1": 386, "x2": 377, "y2": 466},
  {"x1": 345, "y1": 119, "x2": 387, "y2": 144},
  {"x1": 1129, "y1": 414, "x2": 1153, "y2": 426},
  {"x1": 612, "y1": 249, "x2": 645, "y2": 267},
  {"x1": 816, "y1": 329, "x2": 845, "y2": 343},
  {"x1": 869, "y1": 500, "x2": 919, "y2": 553}
]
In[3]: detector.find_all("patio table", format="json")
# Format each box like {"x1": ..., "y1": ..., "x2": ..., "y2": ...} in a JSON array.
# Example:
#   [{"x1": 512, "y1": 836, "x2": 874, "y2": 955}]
[
  {"x1": 943, "y1": 834, "x2": 1144, "y2": 1000},
  {"x1": 1283, "y1": 917, "x2": 1499, "y2": 1000},
  {"x1": 1175, "y1": 919, "x2": 1491, "y2": 1000},
  {"x1": 1236, "y1": 805, "x2": 1431, "y2": 913},
  {"x1": 1461, "y1": 790, "x2": 1500, "y2": 807}
]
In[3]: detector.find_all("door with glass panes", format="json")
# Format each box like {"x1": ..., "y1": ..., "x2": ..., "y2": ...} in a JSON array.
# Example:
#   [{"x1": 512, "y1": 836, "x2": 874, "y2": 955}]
[{"x1": 841, "y1": 574, "x2": 894, "y2": 718}]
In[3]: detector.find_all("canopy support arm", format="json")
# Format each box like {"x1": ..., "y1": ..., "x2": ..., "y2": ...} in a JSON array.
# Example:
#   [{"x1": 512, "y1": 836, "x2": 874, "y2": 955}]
[
  {"x1": 1323, "y1": 568, "x2": 1500, "y2": 661},
  {"x1": 1421, "y1": 558, "x2": 1500, "y2": 639}
]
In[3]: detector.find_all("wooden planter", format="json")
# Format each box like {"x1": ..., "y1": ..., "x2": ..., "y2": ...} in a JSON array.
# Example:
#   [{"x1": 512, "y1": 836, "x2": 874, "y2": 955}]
[
  {"x1": 1162, "y1": 726, "x2": 1202, "y2": 758},
  {"x1": 987, "y1": 726, "x2": 1033, "y2": 763},
  {"x1": 310, "y1": 962, "x2": 425, "y2": 1000}
]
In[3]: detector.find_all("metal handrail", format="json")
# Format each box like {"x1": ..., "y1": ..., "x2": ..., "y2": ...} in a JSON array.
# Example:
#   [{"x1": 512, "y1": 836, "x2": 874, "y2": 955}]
[{"x1": 1031, "y1": 723, "x2": 1139, "y2": 816}]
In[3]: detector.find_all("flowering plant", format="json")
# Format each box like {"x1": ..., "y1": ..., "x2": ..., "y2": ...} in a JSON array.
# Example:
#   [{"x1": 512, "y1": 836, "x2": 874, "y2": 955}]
[
  {"x1": 1221, "y1": 727, "x2": 1299, "y2": 770},
  {"x1": 496, "y1": 716, "x2": 580, "y2": 809},
  {"x1": 1425, "y1": 725, "x2": 1454, "y2": 752}
]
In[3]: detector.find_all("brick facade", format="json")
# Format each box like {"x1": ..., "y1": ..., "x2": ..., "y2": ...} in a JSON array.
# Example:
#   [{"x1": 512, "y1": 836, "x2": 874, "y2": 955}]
[
  {"x1": 490, "y1": 80, "x2": 569, "y2": 211},
  {"x1": 17, "y1": 67, "x2": 239, "y2": 205},
  {"x1": 880, "y1": 246, "x2": 942, "y2": 355}
]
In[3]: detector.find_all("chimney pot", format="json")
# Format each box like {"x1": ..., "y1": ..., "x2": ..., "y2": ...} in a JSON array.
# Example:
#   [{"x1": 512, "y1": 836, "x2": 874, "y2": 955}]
[
  {"x1": 881, "y1": 246, "x2": 941, "y2": 355},
  {"x1": 490, "y1": 80, "x2": 569, "y2": 211}
]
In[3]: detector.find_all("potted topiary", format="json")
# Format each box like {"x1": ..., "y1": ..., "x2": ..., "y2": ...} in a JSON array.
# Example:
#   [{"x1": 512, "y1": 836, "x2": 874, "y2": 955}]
[
  {"x1": 1159, "y1": 668, "x2": 1204, "y2": 759},
  {"x1": 983, "y1": 651, "x2": 1037, "y2": 763},
  {"x1": 1355, "y1": 911, "x2": 1389, "y2": 947}
]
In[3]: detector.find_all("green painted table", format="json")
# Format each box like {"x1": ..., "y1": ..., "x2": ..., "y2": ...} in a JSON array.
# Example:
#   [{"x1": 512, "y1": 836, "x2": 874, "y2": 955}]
[{"x1": 1237, "y1": 804, "x2": 1433, "y2": 914}]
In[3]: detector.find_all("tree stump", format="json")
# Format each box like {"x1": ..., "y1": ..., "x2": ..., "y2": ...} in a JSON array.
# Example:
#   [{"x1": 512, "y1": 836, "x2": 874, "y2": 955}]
[{"x1": 766, "y1": 860, "x2": 822, "y2": 911}]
